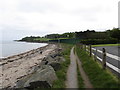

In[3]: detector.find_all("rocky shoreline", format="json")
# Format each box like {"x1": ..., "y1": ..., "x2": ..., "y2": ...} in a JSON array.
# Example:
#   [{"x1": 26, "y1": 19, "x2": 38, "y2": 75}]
[{"x1": 0, "y1": 44, "x2": 65, "y2": 89}]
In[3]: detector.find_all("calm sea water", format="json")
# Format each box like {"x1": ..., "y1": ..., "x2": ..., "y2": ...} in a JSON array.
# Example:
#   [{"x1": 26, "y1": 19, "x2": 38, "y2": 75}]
[{"x1": 0, "y1": 41, "x2": 48, "y2": 58}]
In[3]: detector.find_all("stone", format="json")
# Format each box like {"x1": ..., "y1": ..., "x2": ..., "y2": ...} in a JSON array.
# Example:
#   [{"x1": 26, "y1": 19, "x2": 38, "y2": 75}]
[
  {"x1": 54, "y1": 56, "x2": 65, "y2": 63},
  {"x1": 23, "y1": 65, "x2": 57, "y2": 89},
  {"x1": 59, "y1": 57, "x2": 66, "y2": 62},
  {"x1": 25, "y1": 81, "x2": 51, "y2": 89},
  {"x1": 48, "y1": 62, "x2": 61, "y2": 71}
]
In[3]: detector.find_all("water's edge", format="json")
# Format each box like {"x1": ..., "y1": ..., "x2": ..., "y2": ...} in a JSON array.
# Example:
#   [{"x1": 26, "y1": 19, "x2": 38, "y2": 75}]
[
  {"x1": 1, "y1": 40, "x2": 48, "y2": 59},
  {"x1": 0, "y1": 44, "x2": 49, "y2": 61}
]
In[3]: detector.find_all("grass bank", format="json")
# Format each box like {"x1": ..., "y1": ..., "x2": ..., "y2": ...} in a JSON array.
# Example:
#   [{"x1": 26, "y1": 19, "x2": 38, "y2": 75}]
[
  {"x1": 76, "y1": 62, "x2": 84, "y2": 88},
  {"x1": 52, "y1": 43, "x2": 73, "y2": 88},
  {"x1": 75, "y1": 45, "x2": 120, "y2": 88},
  {"x1": 92, "y1": 44, "x2": 120, "y2": 47},
  {"x1": 74, "y1": 46, "x2": 84, "y2": 88}
]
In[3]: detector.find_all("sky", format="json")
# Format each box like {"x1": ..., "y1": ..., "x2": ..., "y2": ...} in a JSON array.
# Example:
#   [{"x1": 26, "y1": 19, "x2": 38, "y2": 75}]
[{"x1": 0, "y1": 0, "x2": 119, "y2": 41}]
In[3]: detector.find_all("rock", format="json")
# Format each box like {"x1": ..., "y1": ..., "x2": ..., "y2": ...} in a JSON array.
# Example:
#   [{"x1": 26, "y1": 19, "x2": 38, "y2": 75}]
[
  {"x1": 44, "y1": 55, "x2": 54, "y2": 63},
  {"x1": 23, "y1": 65, "x2": 57, "y2": 89},
  {"x1": 48, "y1": 62, "x2": 61, "y2": 71},
  {"x1": 51, "y1": 53, "x2": 62, "y2": 58},
  {"x1": 59, "y1": 57, "x2": 66, "y2": 62},
  {"x1": 39, "y1": 60, "x2": 48, "y2": 66},
  {"x1": 39, "y1": 53, "x2": 65, "y2": 71},
  {"x1": 26, "y1": 81, "x2": 51, "y2": 89},
  {"x1": 39, "y1": 56, "x2": 52, "y2": 66},
  {"x1": 27, "y1": 66, "x2": 39, "y2": 75},
  {"x1": 54, "y1": 56, "x2": 65, "y2": 63}
]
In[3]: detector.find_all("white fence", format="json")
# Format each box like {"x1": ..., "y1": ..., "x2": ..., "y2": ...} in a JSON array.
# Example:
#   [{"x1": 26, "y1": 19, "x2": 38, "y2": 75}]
[{"x1": 83, "y1": 45, "x2": 120, "y2": 74}]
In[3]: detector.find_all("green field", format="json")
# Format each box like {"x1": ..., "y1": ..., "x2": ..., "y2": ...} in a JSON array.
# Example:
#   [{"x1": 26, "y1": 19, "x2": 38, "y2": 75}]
[
  {"x1": 34, "y1": 38, "x2": 50, "y2": 41},
  {"x1": 92, "y1": 44, "x2": 120, "y2": 47}
]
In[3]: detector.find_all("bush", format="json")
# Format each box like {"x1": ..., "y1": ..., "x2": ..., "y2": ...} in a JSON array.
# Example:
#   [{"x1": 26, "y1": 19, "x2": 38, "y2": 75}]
[{"x1": 80, "y1": 38, "x2": 118, "y2": 45}]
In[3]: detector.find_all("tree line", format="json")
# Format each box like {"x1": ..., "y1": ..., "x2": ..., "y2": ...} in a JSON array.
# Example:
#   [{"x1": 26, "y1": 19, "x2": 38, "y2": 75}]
[{"x1": 19, "y1": 28, "x2": 120, "y2": 44}]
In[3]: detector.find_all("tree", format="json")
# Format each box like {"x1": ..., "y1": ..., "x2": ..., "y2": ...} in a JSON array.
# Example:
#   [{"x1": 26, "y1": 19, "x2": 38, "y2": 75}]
[{"x1": 109, "y1": 28, "x2": 120, "y2": 40}]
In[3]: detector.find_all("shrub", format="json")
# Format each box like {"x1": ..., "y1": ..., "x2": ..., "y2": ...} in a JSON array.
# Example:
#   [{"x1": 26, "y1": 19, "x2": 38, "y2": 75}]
[{"x1": 80, "y1": 38, "x2": 118, "y2": 45}]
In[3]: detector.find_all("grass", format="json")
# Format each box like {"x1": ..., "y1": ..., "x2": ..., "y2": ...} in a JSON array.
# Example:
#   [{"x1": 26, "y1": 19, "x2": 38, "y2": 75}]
[
  {"x1": 52, "y1": 43, "x2": 73, "y2": 88},
  {"x1": 34, "y1": 38, "x2": 50, "y2": 41},
  {"x1": 75, "y1": 45, "x2": 120, "y2": 88},
  {"x1": 51, "y1": 38, "x2": 70, "y2": 40},
  {"x1": 92, "y1": 44, "x2": 120, "y2": 47},
  {"x1": 76, "y1": 62, "x2": 84, "y2": 88},
  {"x1": 74, "y1": 46, "x2": 84, "y2": 88}
]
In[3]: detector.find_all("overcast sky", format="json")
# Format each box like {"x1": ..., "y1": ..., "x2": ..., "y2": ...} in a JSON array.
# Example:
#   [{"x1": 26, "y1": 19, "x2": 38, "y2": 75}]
[{"x1": 0, "y1": 0, "x2": 119, "y2": 41}]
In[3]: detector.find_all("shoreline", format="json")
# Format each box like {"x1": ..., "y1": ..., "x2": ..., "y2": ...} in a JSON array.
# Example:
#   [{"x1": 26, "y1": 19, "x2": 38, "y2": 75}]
[
  {"x1": 0, "y1": 44, "x2": 58, "y2": 88},
  {"x1": 16, "y1": 40, "x2": 48, "y2": 43},
  {"x1": 0, "y1": 42, "x2": 48, "y2": 60},
  {"x1": 0, "y1": 44, "x2": 50, "y2": 66}
]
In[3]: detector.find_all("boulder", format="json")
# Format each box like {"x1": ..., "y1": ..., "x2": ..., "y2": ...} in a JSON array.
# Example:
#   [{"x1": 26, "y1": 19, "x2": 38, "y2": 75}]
[
  {"x1": 48, "y1": 62, "x2": 61, "y2": 71},
  {"x1": 39, "y1": 60, "x2": 48, "y2": 66},
  {"x1": 54, "y1": 56, "x2": 65, "y2": 63},
  {"x1": 50, "y1": 53, "x2": 61, "y2": 58},
  {"x1": 23, "y1": 65, "x2": 57, "y2": 89},
  {"x1": 39, "y1": 54, "x2": 65, "y2": 71},
  {"x1": 59, "y1": 57, "x2": 66, "y2": 62},
  {"x1": 43, "y1": 55, "x2": 54, "y2": 63}
]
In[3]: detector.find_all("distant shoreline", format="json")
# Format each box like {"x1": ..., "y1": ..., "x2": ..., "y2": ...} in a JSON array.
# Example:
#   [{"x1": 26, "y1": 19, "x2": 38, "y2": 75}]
[
  {"x1": 16, "y1": 40, "x2": 49, "y2": 43},
  {"x1": 0, "y1": 42, "x2": 48, "y2": 60}
]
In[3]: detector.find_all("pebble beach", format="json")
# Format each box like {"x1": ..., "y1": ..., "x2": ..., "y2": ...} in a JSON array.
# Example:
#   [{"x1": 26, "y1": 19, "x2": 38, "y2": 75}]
[{"x1": 0, "y1": 44, "x2": 57, "y2": 89}]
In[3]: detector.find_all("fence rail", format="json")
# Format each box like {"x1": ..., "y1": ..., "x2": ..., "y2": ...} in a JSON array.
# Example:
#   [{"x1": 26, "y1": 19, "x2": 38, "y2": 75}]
[
  {"x1": 92, "y1": 48, "x2": 120, "y2": 61},
  {"x1": 79, "y1": 44, "x2": 120, "y2": 75}
]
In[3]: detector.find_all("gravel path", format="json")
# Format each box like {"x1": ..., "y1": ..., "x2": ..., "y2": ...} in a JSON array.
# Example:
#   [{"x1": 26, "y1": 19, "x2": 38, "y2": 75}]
[
  {"x1": 66, "y1": 47, "x2": 78, "y2": 88},
  {"x1": 66, "y1": 47, "x2": 93, "y2": 88}
]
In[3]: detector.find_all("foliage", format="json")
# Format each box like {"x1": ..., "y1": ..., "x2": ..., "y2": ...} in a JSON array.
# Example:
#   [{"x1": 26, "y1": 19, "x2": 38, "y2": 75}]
[
  {"x1": 49, "y1": 39, "x2": 80, "y2": 44},
  {"x1": 80, "y1": 38, "x2": 118, "y2": 45},
  {"x1": 75, "y1": 30, "x2": 108, "y2": 39},
  {"x1": 19, "y1": 36, "x2": 49, "y2": 42},
  {"x1": 19, "y1": 27, "x2": 120, "y2": 44},
  {"x1": 109, "y1": 28, "x2": 120, "y2": 40},
  {"x1": 45, "y1": 32, "x2": 75, "y2": 39}
]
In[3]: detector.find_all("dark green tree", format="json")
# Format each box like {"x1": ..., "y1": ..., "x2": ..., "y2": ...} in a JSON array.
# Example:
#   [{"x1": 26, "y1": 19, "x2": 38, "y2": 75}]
[{"x1": 109, "y1": 28, "x2": 120, "y2": 40}]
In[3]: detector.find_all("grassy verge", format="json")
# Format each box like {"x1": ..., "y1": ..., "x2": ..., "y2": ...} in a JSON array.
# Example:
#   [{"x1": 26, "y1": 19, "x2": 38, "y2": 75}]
[
  {"x1": 76, "y1": 62, "x2": 84, "y2": 88},
  {"x1": 74, "y1": 46, "x2": 84, "y2": 88},
  {"x1": 52, "y1": 43, "x2": 73, "y2": 88},
  {"x1": 92, "y1": 44, "x2": 120, "y2": 47},
  {"x1": 75, "y1": 45, "x2": 120, "y2": 88}
]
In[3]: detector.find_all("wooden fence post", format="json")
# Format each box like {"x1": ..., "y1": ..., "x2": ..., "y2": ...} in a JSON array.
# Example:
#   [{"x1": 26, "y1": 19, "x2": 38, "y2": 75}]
[
  {"x1": 80, "y1": 44, "x2": 83, "y2": 49},
  {"x1": 89, "y1": 45, "x2": 92, "y2": 57},
  {"x1": 94, "y1": 48, "x2": 97, "y2": 61},
  {"x1": 79, "y1": 43, "x2": 81, "y2": 49},
  {"x1": 85, "y1": 45, "x2": 86, "y2": 51},
  {"x1": 102, "y1": 48, "x2": 106, "y2": 69}
]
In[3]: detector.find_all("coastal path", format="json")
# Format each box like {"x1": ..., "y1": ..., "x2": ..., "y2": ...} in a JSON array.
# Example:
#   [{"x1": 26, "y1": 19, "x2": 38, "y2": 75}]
[{"x1": 66, "y1": 47, "x2": 93, "y2": 88}]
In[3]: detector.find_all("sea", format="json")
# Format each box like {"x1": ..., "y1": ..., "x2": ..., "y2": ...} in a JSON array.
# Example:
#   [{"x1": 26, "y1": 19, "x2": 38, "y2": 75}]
[{"x1": 0, "y1": 41, "x2": 48, "y2": 58}]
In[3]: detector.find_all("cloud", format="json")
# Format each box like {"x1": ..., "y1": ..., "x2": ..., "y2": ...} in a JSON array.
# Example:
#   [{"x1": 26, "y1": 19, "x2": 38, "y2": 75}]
[
  {"x1": 0, "y1": 0, "x2": 119, "y2": 40},
  {"x1": 17, "y1": 0, "x2": 61, "y2": 13}
]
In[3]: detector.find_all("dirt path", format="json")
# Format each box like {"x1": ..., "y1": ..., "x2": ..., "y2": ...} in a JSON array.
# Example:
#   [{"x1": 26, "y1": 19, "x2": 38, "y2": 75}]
[
  {"x1": 75, "y1": 50, "x2": 93, "y2": 88},
  {"x1": 66, "y1": 47, "x2": 93, "y2": 88},
  {"x1": 66, "y1": 47, "x2": 78, "y2": 88}
]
